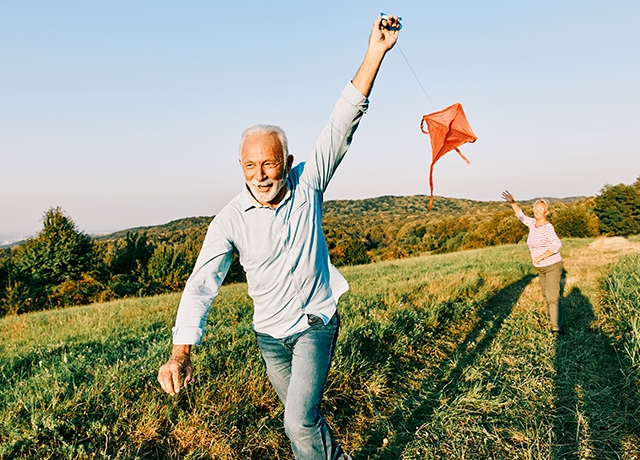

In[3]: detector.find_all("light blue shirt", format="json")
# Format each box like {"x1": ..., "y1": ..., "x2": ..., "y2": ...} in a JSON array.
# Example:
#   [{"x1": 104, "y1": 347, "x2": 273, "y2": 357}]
[{"x1": 172, "y1": 82, "x2": 369, "y2": 343}]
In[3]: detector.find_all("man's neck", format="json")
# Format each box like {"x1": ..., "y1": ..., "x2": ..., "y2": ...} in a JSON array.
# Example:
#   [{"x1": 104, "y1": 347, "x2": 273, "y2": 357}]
[{"x1": 246, "y1": 183, "x2": 289, "y2": 208}]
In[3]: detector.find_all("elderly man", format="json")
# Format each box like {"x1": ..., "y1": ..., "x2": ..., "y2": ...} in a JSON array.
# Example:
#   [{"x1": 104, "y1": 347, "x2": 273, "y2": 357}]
[{"x1": 158, "y1": 14, "x2": 401, "y2": 459}]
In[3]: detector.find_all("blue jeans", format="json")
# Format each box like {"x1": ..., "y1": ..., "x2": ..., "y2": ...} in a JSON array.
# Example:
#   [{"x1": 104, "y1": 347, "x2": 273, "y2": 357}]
[{"x1": 256, "y1": 312, "x2": 343, "y2": 460}]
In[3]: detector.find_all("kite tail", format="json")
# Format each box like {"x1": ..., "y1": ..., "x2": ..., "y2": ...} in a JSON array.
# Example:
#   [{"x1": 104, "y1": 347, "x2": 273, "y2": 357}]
[
  {"x1": 455, "y1": 148, "x2": 471, "y2": 164},
  {"x1": 428, "y1": 150, "x2": 469, "y2": 211},
  {"x1": 428, "y1": 161, "x2": 435, "y2": 211}
]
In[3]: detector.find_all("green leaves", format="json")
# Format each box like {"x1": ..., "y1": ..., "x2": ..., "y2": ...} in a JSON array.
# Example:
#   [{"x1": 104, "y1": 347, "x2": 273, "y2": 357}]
[
  {"x1": 13, "y1": 207, "x2": 95, "y2": 286},
  {"x1": 6, "y1": 208, "x2": 99, "y2": 313},
  {"x1": 594, "y1": 178, "x2": 640, "y2": 236},
  {"x1": 551, "y1": 198, "x2": 600, "y2": 238}
]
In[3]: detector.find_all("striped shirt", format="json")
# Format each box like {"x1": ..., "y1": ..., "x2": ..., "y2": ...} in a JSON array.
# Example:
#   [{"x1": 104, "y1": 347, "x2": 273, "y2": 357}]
[{"x1": 516, "y1": 210, "x2": 562, "y2": 268}]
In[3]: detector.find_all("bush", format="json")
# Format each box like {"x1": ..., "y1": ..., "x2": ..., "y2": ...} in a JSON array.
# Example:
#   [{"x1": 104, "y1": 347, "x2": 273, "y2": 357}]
[
  {"x1": 49, "y1": 273, "x2": 114, "y2": 307},
  {"x1": 462, "y1": 211, "x2": 527, "y2": 250},
  {"x1": 0, "y1": 280, "x2": 31, "y2": 316},
  {"x1": 0, "y1": 249, "x2": 11, "y2": 300},
  {"x1": 551, "y1": 199, "x2": 600, "y2": 238},
  {"x1": 108, "y1": 232, "x2": 155, "y2": 277},
  {"x1": 329, "y1": 235, "x2": 372, "y2": 267},
  {"x1": 594, "y1": 179, "x2": 640, "y2": 236},
  {"x1": 12, "y1": 208, "x2": 97, "y2": 286},
  {"x1": 9, "y1": 208, "x2": 101, "y2": 312},
  {"x1": 423, "y1": 217, "x2": 469, "y2": 253}
]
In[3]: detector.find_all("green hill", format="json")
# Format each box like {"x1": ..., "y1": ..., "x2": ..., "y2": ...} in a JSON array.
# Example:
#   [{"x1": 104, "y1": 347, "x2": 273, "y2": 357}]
[
  {"x1": 94, "y1": 194, "x2": 586, "y2": 241},
  {"x1": 0, "y1": 194, "x2": 597, "y2": 317},
  {"x1": 93, "y1": 194, "x2": 589, "y2": 266},
  {"x1": 95, "y1": 216, "x2": 213, "y2": 242},
  {"x1": 2, "y1": 238, "x2": 639, "y2": 458}
]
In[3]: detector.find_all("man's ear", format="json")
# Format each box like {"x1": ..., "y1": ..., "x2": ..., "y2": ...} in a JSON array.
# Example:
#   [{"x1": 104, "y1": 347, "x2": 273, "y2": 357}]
[{"x1": 286, "y1": 154, "x2": 294, "y2": 172}]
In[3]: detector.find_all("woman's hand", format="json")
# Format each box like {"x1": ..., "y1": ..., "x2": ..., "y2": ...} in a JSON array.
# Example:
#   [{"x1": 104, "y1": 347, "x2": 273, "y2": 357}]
[{"x1": 501, "y1": 190, "x2": 515, "y2": 203}]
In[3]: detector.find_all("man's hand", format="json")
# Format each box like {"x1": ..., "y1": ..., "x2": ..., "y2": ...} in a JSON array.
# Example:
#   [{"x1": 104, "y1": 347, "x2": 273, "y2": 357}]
[
  {"x1": 352, "y1": 14, "x2": 402, "y2": 97},
  {"x1": 370, "y1": 14, "x2": 401, "y2": 54},
  {"x1": 158, "y1": 344, "x2": 193, "y2": 395}
]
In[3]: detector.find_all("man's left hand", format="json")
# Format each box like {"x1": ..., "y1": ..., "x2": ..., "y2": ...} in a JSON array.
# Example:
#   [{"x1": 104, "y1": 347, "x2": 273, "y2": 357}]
[{"x1": 370, "y1": 14, "x2": 400, "y2": 53}]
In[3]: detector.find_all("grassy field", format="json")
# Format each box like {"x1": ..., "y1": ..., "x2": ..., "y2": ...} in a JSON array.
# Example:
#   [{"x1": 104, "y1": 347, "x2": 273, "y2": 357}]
[{"x1": 1, "y1": 238, "x2": 639, "y2": 459}]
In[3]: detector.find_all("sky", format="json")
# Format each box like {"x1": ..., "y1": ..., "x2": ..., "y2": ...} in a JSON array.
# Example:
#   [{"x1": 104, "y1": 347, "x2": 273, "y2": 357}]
[{"x1": 1, "y1": 1, "x2": 639, "y2": 243}]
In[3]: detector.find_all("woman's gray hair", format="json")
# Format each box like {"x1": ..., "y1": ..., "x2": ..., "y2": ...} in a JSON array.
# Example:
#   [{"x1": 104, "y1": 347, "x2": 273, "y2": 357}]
[
  {"x1": 534, "y1": 199, "x2": 550, "y2": 209},
  {"x1": 239, "y1": 124, "x2": 289, "y2": 159}
]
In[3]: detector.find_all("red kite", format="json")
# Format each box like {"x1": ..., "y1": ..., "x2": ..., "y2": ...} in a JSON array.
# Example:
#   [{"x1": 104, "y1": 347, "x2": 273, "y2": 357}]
[{"x1": 420, "y1": 103, "x2": 477, "y2": 210}]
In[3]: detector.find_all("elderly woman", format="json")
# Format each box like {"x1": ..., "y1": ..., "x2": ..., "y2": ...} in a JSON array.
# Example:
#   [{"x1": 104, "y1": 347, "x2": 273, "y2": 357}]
[{"x1": 502, "y1": 191, "x2": 564, "y2": 334}]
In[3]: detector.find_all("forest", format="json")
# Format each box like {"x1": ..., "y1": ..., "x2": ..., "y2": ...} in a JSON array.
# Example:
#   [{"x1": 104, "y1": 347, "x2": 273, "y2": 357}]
[{"x1": 1, "y1": 176, "x2": 638, "y2": 316}]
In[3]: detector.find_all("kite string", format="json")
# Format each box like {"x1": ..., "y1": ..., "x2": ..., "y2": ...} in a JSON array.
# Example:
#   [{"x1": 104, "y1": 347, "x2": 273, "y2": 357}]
[{"x1": 396, "y1": 43, "x2": 437, "y2": 111}]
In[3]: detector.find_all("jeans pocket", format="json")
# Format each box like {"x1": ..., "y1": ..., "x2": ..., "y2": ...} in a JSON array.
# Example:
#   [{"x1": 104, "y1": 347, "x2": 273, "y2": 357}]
[{"x1": 307, "y1": 314, "x2": 324, "y2": 327}]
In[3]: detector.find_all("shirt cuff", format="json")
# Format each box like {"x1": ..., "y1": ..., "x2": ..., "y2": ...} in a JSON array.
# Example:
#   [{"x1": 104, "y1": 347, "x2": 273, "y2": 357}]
[
  {"x1": 343, "y1": 82, "x2": 369, "y2": 113},
  {"x1": 172, "y1": 326, "x2": 204, "y2": 345}
]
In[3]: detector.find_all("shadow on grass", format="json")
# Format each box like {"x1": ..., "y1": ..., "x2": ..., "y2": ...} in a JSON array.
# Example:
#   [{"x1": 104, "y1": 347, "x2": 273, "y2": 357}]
[
  {"x1": 354, "y1": 273, "x2": 535, "y2": 459},
  {"x1": 552, "y1": 287, "x2": 640, "y2": 459}
]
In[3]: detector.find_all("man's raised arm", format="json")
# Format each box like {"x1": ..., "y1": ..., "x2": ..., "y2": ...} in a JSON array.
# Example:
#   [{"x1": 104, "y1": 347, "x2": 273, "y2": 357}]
[{"x1": 351, "y1": 14, "x2": 401, "y2": 97}]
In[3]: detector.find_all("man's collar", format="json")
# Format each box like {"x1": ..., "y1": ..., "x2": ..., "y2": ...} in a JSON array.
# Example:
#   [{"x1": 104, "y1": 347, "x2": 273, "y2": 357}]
[
  {"x1": 241, "y1": 183, "x2": 291, "y2": 211},
  {"x1": 240, "y1": 186, "x2": 258, "y2": 211}
]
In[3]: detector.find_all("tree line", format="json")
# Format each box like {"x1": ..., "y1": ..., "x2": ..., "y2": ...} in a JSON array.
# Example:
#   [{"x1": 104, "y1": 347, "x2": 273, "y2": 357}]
[{"x1": 1, "y1": 177, "x2": 638, "y2": 316}]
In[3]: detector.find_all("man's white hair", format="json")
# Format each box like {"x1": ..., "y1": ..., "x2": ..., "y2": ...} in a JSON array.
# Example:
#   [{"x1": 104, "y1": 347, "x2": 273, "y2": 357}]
[{"x1": 239, "y1": 124, "x2": 290, "y2": 159}]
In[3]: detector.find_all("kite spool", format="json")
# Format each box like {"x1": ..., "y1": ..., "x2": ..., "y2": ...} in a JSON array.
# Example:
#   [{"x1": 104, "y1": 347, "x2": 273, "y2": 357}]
[{"x1": 380, "y1": 12, "x2": 402, "y2": 31}]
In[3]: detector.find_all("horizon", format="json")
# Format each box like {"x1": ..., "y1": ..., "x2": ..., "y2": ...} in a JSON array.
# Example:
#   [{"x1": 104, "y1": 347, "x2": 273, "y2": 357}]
[
  {"x1": 2, "y1": 1, "x2": 639, "y2": 239},
  {"x1": 0, "y1": 191, "x2": 593, "y2": 245}
]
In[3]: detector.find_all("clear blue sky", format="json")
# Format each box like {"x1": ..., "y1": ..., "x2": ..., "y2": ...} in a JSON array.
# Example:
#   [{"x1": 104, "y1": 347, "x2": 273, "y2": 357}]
[{"x1": 1, "y1": 1, "x2": 639, "y2": 242}]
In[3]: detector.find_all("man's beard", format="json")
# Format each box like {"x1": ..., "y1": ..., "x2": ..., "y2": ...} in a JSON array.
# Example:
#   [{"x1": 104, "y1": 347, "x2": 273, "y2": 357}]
[{"x1": 246, "y1": 175, "x2": 287, "y2": 204}]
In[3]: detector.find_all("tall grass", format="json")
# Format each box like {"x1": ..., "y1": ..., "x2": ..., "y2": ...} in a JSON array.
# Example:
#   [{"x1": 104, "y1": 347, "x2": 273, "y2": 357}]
[
  {"x1": 1, "y1": 239, "x2": 639, "y2": 459},
  {"x1": 601, "y1": 253, "x2": 640, "y2": 379}
]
